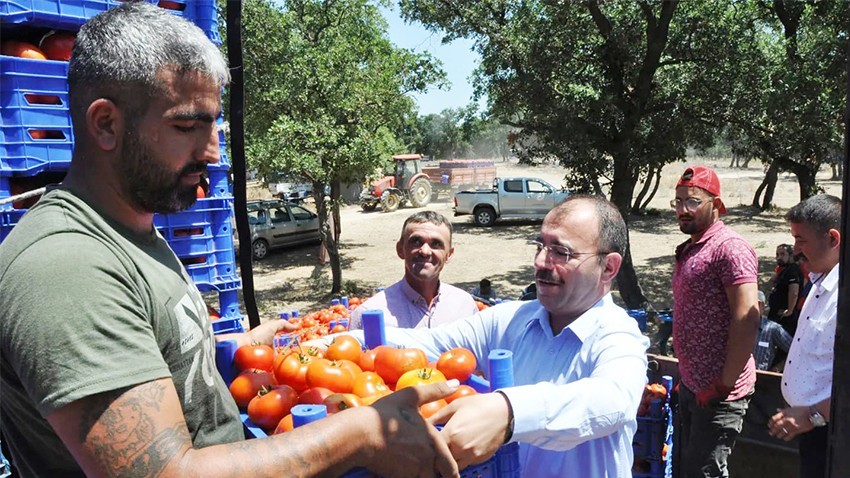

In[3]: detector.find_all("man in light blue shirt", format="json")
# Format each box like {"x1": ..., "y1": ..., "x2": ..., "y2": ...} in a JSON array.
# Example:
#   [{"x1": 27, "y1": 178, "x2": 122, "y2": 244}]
[{"x1": 357, "y1": 195, "x2": 649, "y2": 477}]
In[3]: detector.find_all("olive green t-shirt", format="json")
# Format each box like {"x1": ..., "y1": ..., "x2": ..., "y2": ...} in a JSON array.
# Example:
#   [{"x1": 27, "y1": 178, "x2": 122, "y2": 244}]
[{"x1": 0, "y1": 188, "x2": 242, "y2": 477}]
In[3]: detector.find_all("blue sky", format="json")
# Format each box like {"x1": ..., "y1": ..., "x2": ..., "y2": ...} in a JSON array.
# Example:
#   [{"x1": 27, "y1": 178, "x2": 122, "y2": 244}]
[{"x1": 379, "y1": 5, "x2": 483, "y2": 116}]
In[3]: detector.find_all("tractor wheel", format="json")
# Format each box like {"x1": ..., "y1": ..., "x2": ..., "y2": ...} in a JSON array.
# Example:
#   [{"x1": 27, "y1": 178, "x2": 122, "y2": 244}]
[
  {"x1": 252, "y1": 239, "x2": 269, "y2": 260},
  {"x1": 381, "y1": 193, "x2": 401, "y2": 212},
  {"x1": 361, "y1": 201, "x2": 378, "y2": 212},
  {"x1": 409, "y1": 178, "x2": 432, "y2": 208},
  {"x1": 473, "y1": 206, "x2": 497, "y2": 227}
]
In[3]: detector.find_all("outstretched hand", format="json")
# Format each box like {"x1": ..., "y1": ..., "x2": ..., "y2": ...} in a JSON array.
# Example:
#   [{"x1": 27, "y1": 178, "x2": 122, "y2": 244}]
[
  {"x1": 366, "y1": 380, "x2": 462, "y2": 478},
  {"x1": 426, "y1": 392, "x2": 511, "y2": 471}
]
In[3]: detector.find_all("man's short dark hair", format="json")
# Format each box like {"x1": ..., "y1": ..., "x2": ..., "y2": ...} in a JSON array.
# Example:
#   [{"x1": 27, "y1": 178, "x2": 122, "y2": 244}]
[
  {"x1": 400, "y1": 211, "x2": 453, "y2": 243},
  {"x1": 784, "y1": 194, "x2": 841, "y2": 235},
  {"x1": 549, "y1": 194, "x2": 628, "y2": 257}
]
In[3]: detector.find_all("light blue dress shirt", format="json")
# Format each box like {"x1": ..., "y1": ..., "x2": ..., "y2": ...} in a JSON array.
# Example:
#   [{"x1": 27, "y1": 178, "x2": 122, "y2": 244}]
[{"x1": 368, "y1": 293, "x2": 649, "y2": 477}]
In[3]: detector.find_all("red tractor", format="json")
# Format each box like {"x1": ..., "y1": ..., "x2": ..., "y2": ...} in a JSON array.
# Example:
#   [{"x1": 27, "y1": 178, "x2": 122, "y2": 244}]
[{"x1": 359, "y1": 154, "x2": 433, "y2": 212}]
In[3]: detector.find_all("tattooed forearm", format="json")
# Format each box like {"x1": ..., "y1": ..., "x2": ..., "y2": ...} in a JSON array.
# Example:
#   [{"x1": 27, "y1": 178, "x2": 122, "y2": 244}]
[{"x1": 78, "y1": 381, "x2": 190, "y2": 477}]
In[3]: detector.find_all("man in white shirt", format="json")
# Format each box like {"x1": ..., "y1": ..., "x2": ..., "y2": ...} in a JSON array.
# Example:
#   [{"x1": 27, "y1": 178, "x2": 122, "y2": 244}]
[{"x1": 768, "y1": 194, "x2": 841, "y2": 478}]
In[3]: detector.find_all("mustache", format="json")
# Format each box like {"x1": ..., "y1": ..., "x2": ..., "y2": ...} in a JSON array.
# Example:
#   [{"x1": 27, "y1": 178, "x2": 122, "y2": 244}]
[
  {"x1": 535, "y1": 271, "x2": 560, "y2": 283},
  {"x1": 180, "y1": 162, "x2": 207, "y2": 176}
]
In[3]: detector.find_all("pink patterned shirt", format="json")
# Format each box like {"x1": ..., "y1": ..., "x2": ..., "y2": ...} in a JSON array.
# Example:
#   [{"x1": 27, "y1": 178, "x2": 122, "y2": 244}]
[{"x1": 672, "y1": 221, "x2": 758, "y2": 400}]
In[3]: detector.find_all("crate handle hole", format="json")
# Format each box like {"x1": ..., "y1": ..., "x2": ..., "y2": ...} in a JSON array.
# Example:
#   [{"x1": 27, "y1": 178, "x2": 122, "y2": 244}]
[{"x1": 24, "y1": 94, "x2": 62, "y2": 105}]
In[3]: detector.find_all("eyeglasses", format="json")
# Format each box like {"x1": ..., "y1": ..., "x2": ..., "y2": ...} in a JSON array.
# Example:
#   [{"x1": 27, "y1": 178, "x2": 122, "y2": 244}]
[
  {"x1": 528, "y1": 240, "x2": 609, "y2": 264},
  {"x1": 670, "y1": 197, "x2": 711, "y2": 212}
]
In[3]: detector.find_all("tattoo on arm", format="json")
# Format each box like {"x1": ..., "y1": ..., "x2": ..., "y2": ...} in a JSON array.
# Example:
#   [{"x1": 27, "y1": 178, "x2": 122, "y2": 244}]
[{"x1": 77, "y1": 381, "x2": 191, "y2": 478}]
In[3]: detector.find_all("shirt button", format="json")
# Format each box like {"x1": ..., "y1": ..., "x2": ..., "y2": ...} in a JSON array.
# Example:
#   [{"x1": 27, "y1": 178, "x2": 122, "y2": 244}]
[{"x1": 815, "y1": 295, "x2": 820, "y2": 298}]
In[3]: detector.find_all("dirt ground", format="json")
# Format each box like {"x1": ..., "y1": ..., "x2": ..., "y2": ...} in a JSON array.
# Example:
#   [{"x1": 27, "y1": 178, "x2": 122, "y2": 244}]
[{"x1": 235, "y1": 157, "x2": 843, "y2": 338}]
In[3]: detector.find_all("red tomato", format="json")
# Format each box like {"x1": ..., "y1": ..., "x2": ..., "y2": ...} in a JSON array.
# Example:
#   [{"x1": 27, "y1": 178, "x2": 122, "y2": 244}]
[
  {"x1": 158, "y1": 0, "x2": 184, "y2": 10},
  {"x1": 273, "y1": 414, "x2": 294, "y2": 434},
  {"x1": 419, "y1": 399, "x2": 448, "y2": 419},
  {"x1": 436, "y1": 348, "x2": 477, "y2": 382},
  {"x1": 1, "y1": 40, "x2": 46, "y2": 59},
  {"x1": 396, "y1": 368, "x2": 448, "y2": 390},
  {"x1": 325, "y1": 335, "x2": 363, "y2": 363},
  {"x1": 298, "y1": 387, "x2": 335, "y2": 405},
  {"x1": 301, "y1": 345, "x2": 324, "y2": 360},
  {"x1": 39, "y1": 31, "x2": 75, "y2": 61},
  {"x1": 229, "y1": 369, "x2": 274, "y2": 409},
  {"x1": 358, "y1": 346, "x2": 384, "y2": 372},
  {"x1": 374, "y1": 347, "x2": 428, "y2": 384},
  {"x1": 352, "y1": 372, "x2": 390, "y2": 398},
  {"x1": 445, "y1": 384, "x2": 478, "y2": 404},
  {"x1": 247, "y1": 385, "x2": 298, "y2": 431},
  {"x1": 196, "y1": 184, "x2": 206, "y2": 198},
  {"x1": 233, "y1": 343, "x2": 275, "y2": 372},
  {"x1": 337, "y1": 359, "x2": 362, "y2": 379},
  {"x1": 306, "y1": 358, "x2": 356, "y2": 393},
  {"x1": 330, "y1": 324, "x2": 347, "y2": 334},
  {"x1": 273, "y1": 353, "x2": 313, "y2": 392},
  {"x1": 323, "y1": 393, "x2": 363, "y2": 413}
]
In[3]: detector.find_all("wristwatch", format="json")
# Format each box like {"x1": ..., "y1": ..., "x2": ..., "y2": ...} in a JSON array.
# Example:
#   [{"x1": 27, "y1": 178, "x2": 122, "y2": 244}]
[{"x1": 809, "y1": 407, "x2": 827, "y2": 427}]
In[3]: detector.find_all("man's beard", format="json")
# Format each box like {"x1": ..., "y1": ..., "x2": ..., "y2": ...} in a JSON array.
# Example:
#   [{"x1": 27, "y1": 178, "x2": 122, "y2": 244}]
[{"x1": 119, "y1": 131, "x2": 204, "y2": 214}]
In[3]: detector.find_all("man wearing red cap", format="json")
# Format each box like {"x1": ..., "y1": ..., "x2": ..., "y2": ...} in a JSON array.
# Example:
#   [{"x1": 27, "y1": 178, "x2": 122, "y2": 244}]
[{"x1": 670, "y1": 166, "x2": 760, "y2": 478}]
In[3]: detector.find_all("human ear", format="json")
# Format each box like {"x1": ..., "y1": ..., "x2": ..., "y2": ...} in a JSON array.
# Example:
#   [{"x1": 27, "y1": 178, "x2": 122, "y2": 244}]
[
  {"x1": 86, "y1": 98, "x2": 123, "y2": 152},
  {"x1": 602, "y1": 253, "x2": 623, "y2": 284},
  {"x1": 396, "y1": 239, "x2": 404, "y2": 260}
]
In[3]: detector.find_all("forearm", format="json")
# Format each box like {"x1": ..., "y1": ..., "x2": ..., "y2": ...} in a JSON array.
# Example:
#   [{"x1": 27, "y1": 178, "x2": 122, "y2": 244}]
[
  {"x1": 784, "y1": 284, "x2": 800, "y2": 315},
  {"x1": 721, "y1": 310, "x2": 759, "y2": 386},
  {"x1": 813, "y1": 398, "x2": 831, "y2": 422},
  {"x1": 184, "y1": 407, "x2": 377, "y2": 477}
]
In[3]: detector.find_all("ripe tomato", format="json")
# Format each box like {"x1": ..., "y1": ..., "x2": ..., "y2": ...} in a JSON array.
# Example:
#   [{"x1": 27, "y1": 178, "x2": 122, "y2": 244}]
[
  {"x1": 298, "y1": 387, "x2": 334, "y2": 405},
  {"x1": 273, "y1": 414, "x2": 294, "y2": 434},
  {"x1": 306, "y1": 358, "x2": 356, "y2": 393},
  {"x1": 358, "y1": 346, "x2": 384, "y2": 372},
  {"x1": 374, "y1": 347, "x2": 428, "y2": 384},
  {"x1": 301, "y1": 345, "x2": 324, "y2": 360},
  {"x1": 330, "y1": 324, "x2": 347, "y2": 334},
  {"x1": 233, "y1": 343, "x2": 275, "y2": 372},
  {"x1": 229, "y1": 369, "x2": 274, "y2": 409},
  {"x1": 337, "y1": 359, "x2": 362, "y2": 379},
  {"x1": 273, "y1": 353, "x2": 313, "y2": 392},
  {"x1": 158, "y1": 0, "x2": 184, "y2": 10},
  {"x1": 1, "y1": 40, "x2": 46, "y2": 59},
  {"x1": 247, "y1": 385, "x2": 298, "y2": 431},
  {"x1": 445, "y1": 384, "x2": 478, "y2": 404},
  {"x1": 196, "y1": 184, "x2": 206, "y2": 198},
  {"x1": 326, "y1": 335, "x2": 362, "y2": 363},
  {"x1": 39, "y1": 31, "x2": 75, "y2": 61},
  {"x1": 396, "y1": 368, "x2": 448, "y2": 390},
  {"x1": 352, "y1": 371, "x2": 390, "y2": 398},
  {"x1": 436, "y1": 348, "x2": 477, "y2": 382},
  {"x1": 419, "y1": 399, "x2": 448, "y2": 419},
  {"x1": 324, "y1": 393, "x2": 363, "y2": 413}
]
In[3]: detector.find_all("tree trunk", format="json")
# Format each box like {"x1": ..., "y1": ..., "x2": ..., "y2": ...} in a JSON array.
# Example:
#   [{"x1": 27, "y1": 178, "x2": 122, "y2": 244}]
[
  {"x1": 617, "y1": 237, "x2": 647, "y2": 309},
  {"x1": 329, "y1": 180, "x2": 343, "y2": 294},
  {"x1": 631, "y1": 166, "x2": 655, "y2": 215},
  {"x1": 752, "y1": 161, "x2": 780, "y2": 209},
  {"x1": 609, "y1": 152, "x2": 647, "y2": 309},
  {"x1": 640, "y1": 167, "x2": 663, "y2": 211}
]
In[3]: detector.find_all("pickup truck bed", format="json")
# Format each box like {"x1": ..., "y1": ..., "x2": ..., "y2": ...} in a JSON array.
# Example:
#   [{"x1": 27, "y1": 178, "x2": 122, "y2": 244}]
[{"x1": 454, "y1": 177, "x2": 569, "y2": 226}]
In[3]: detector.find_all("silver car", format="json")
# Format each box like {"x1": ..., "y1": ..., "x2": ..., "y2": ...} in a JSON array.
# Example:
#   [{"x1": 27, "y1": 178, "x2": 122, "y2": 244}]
[{"x1": 240, "y1": 200, "x2": 321, "y2": 259}]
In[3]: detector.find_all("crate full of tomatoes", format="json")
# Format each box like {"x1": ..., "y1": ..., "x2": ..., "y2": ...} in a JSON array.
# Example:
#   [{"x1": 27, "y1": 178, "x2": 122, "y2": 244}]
[
  {"x1": 217, "y1": 336, "x2": 519, "y2": 478},
  {"x1": 632, "y1": 376, "x2": 674, "y2": 478}
]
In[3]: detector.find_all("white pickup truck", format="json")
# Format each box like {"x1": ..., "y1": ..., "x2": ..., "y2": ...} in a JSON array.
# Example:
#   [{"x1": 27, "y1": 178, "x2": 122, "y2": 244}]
[{"x1": 453, "y1": 177, "x2": 570, "y2": 226}]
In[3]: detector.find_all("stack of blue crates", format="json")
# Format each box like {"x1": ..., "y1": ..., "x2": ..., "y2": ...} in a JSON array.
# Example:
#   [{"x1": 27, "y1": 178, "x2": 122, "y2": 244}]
[{"x1": 1, "y1": 0, "x2": 243, "y2": 329}]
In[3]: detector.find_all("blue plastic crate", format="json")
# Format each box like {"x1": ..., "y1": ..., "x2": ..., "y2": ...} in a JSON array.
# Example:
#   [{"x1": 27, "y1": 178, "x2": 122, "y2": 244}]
[
  {"x1": 211, "y1": 316, "x2": 244, "y2": 335},
  {"x1": 0, "y1": 208, "x2": 26, "y2": 243},
  {"x1": 626, "y1": 308, "x2": 648, "y2": 333},
  {"x1": 1, "y1": 0, "x2": 221, "y2": 44},
  {"x1": 0, "y1": 56, "x2": 73, "y2": 176}
]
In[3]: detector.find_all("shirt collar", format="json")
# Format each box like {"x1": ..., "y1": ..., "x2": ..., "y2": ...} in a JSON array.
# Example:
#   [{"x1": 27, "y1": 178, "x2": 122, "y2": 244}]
[
  {"x1": 810, "y1": 263, "x2": 839, "y2": 292},
  {"x1": 675, "y1": 220, "x2": 724, "y2": 259},
  {"x1": 400, "y1": 277, "x2": 441, "y2": 305},
  {"x1": 529, "y1": 293, "x2": 610, "y2": 342}
]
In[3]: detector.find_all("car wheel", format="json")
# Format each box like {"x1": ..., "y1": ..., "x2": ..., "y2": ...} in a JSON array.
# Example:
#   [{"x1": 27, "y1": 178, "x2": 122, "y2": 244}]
[
  {"x1": 409, "y1": 178, "x2": 432, "y2": 208},
  {"x1": 381, "y1": 193, "x2": 400, "y2": 212},
  {"x1": 252, "y1": 239, "x2": 269, "y2": 260},
  {"x1": 473, "y1": 206, "x2": 496, "y2": 226}
]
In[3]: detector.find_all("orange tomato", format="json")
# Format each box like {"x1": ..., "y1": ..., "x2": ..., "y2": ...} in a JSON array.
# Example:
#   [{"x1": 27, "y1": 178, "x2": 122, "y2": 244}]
[
  {"x1": 323, "y1": 393, "x2": 363, "y2": 413},
  {"x1": 326, "y1": 335, "x2": 362, "y2": 363},
  {"x1": 229, "y1": 369, "x2": 274, "y2": 409},
  {"x1": 306, "y1": 358, "x2": 356, "y2": 393},
  {"x1": 247, "y1": 385, "x2": 298, "y2": 431},
  {"x1": 273, "y1": 414, "x2": 294, "y2": 434},
  {"x1": 358, "y1": 346, "x2": 384, "y2": 372},
  {"x1": 419, "y1": 399, "x2": 448, "y2": 419},
  {"x1": 352, "y1": 372, "x2": 390, "y2": 398},
  {"x1": 445, "y1": 384, "x2": 478, "y2": 404},
  {"x1": 273, "y1": 352, "x2": 313, "y2": 392},
  {"x1": 374, "y1": 347, "x2": 428, "y2": 384},
  {"x1": 1, "y1": 40, "x2": 46, "y2": 59},
  {"x1": 436, "y1": 348, "x2": 477, "y2": 382},
  {"x1": 396, "y1": 368, "x2": 447, "y2": 390}
]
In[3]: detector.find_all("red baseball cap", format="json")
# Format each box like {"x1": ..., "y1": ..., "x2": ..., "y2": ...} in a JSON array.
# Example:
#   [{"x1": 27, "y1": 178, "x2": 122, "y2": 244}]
[{"x1": 676, "y1": 165, "x2": 727, "y2": 214}]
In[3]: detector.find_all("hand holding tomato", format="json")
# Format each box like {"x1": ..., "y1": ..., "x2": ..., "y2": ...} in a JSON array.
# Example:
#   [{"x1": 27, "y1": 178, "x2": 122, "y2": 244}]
[{"x1": 426, "y1": 392, "x2": 512, "y2": 471}]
